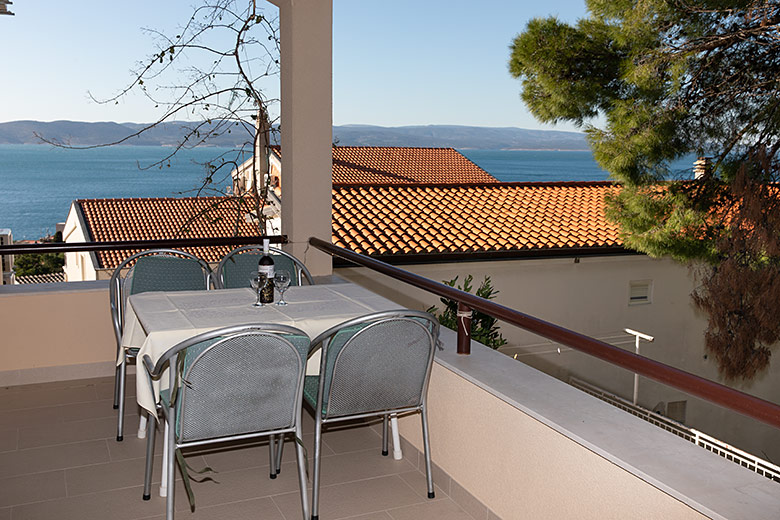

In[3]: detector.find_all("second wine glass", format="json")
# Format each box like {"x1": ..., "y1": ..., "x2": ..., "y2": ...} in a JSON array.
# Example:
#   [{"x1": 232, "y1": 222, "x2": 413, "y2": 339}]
[{"x1": 274, "y1": 270, "x2": 291, "y2": 305}]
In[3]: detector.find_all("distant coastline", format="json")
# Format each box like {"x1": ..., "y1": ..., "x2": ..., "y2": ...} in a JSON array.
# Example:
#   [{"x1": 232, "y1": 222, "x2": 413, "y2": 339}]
[
  {"x1": 0, "y1": 120, "x2": 588, "y2": 151},
  {"x1": 463, "y1": 148, "x2": 590, "y2": 152}
]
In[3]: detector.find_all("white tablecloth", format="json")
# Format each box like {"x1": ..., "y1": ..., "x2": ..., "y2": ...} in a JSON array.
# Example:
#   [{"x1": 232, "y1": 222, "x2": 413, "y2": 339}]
[{"x1": 122, "y1": 283, "x2": 401, "y2": 414}]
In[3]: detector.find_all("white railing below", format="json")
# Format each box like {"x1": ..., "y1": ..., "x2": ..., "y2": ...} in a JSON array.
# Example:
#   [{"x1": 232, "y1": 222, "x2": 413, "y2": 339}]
[{"x1": 569, "y1": 376, "x2": 780, "y2": 483}]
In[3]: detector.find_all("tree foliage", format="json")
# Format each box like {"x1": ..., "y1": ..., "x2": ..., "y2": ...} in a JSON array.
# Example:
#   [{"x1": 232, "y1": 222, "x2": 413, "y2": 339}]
[
  {"x1": 427, "y1": 275, "x2": 508, "y2": 350},
  {"x1": 14, "y1": 253, "x2": 64, "y2": 277},
  {"x1": 14, "y1": 232, "x2": 64, "y2": 277},
  {"x1": 509, "y1": 1, "x2": 780, "y2": 379},
  {"x1": 691, "y1": 155, "x2": 780, "y2": 380}
]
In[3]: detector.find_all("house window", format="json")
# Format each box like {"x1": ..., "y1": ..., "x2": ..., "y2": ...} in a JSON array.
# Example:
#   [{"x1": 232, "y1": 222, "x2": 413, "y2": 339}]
[{"x1": 629, "y1": 280, "x2": 652, "y2": 305}]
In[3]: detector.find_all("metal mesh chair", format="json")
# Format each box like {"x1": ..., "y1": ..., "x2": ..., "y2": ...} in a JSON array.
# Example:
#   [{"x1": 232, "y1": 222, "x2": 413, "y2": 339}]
[
  {"x1": 141, "y1": 324, "x2": 311, "y2": 520},
  {"x1": 303, "y1": 310, "x2": 440, "y2": 520},
  {"x1": 214, "y1": 244, "x2": 314, "y2": 289},
  {"x1": 109, "y1": 249, "x2": 212, "y2": 441}
]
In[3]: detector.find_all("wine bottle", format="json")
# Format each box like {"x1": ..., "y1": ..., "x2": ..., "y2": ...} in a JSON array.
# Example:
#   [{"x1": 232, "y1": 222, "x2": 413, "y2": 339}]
[{"x1": 257, "y1": 239, "x2": 275, "y2": 304}]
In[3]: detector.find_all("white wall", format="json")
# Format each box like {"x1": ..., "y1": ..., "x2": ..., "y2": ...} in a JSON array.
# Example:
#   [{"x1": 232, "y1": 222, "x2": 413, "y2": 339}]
[
  {"x1": 62, "y1": 204, "x2": 97, "y2": 282},
  {"x1": 337, "y1": 254, "x2": 780, "y2": 463}
]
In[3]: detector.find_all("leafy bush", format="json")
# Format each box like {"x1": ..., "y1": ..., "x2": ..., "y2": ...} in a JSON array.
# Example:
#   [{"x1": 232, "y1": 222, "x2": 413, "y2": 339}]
[
  {"x1": 13, "y1": 232, "x2": 64, "y2": 277},
  {"x1": 427, "y1": 275, "x2": 507, "y2": 349}
]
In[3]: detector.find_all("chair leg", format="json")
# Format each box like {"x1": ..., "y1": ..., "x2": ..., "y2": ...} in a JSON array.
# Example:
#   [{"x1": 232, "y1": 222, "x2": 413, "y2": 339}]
[
  {"x1": 166, "y1": 413, "x2": 176, "y2": 520},
  {"x1": 311, "y1": 414, "x2": 324, "y2": 520},
  {"x1": 269, "y1": 434, "x2": 278, "y2": 479},
  {"x1": 160, "y1": 420, "x2": 170, "y2": 497},
  {"x1": 143, "y1": 413, "x2": 157, "y2": 500},
  {"x1": 113, "y1": 364, "x2": 121, "y2": 409},
  {"x1": 275, "y1": 433, "x2": 284, "y2": 474},
  {"x1": 421, "y1": 407, "x2": 435, "y2": 499},
  {"x1": 382, "y1": 415, "x2": 389, "y2": 456},
  {"x1": 294, "y1": 422, "x2": 310, "y2": 520},
  {"x1": 138, "y1": 412, "x2": 148, "y2": 439},
  {"x1": 116, "y1": 357, "x2": 126, "y2": 441},
  {"x1": 390, "y1": 414, "x2": 403, "y2": 460}
]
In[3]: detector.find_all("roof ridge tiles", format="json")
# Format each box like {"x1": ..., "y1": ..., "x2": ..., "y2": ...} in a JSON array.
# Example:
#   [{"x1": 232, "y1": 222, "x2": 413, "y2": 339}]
[
  {"x1": 333, "y1": 145, "x2": 458, "y2": 151},
  {"x1": 332, "y1": 180, "x2": 616, "y2": 189},
  {"x1": 77, "y1": 196, "x2": 229, "y2": 203}
]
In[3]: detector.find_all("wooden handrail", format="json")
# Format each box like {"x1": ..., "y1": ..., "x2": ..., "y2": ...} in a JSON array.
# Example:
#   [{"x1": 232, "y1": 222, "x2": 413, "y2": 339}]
[{"x1": 309, "y1": 236, "x2": 780, "y2": 431}]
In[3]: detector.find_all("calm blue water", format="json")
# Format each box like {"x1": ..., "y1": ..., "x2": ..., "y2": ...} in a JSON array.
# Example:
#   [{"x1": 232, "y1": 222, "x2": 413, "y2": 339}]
[
  {"x1": 0, "y1": 144, "x2": 696, "y2": 240},
  {"x1": 461, "y1": 150, "x2": 609, "y2": 182},
  {"x1": 0, "y1": 145, "x2": 246, "y2": 240},
  {"x1": 460, "y1": 149, "x2": 697, "y2": 183}
]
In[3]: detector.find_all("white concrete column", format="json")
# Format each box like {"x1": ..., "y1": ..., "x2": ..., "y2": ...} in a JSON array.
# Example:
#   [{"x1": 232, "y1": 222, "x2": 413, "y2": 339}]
[{"x1": 269, "y1": 0, "x2": 333, "y2": 276}]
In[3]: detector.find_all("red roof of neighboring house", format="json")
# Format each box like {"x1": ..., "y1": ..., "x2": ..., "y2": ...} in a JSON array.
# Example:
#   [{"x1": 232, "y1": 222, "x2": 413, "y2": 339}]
[
  {"x1": 270, "y1": 145, "x2": 499, "y2": 185},
  {"x1": 75, "y1": 182, "x2": 624, "y2": 269},
  {"x1": 15, "y1": 272, "x2": 65, "y2": 284},
  {"x1": 76, "y1": 197, "x2": 259, "y2": 269},
  {"x1": 332, "y1": 182, "x2": 623, "y2": 256}
]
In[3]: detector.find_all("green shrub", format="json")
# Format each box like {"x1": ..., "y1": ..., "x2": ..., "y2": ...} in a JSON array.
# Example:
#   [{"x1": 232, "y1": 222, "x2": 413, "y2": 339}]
[
  {"x1": 13, "y1": 232, "x2": 64, "y2": 277},
  {"x1": 427, "y1": 275, "x2": 507, "y2": 349}
]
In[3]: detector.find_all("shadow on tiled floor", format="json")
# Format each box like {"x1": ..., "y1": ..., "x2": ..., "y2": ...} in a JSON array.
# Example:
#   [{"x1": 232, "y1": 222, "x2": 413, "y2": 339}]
[{"x1": 0, "y1": 376, "x2": 476, "y2": 520}]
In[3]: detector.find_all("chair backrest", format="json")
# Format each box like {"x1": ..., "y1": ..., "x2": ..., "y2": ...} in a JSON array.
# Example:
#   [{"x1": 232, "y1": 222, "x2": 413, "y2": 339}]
[
  {"x1": 215, "y1": 245, "x2": 314, "y2": 289},
  {"x1": 128, "y1": 255, "x2": 209, "y2": 294},
  {"x1": 109, "y1": 249, "x2": 212, "y2": 345},
  {"x1": 312, "y1": 310, "x2": 439, "y2": 420},
  {"x1": 171, "y1": 325, "x2": 310, "y2": 443}
]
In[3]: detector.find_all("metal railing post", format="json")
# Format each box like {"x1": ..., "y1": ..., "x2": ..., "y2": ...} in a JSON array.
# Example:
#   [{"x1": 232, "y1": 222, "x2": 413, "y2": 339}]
[
  {"x1": 457, "y1": 302, "x2": 472, "y2": 356},
  {"x1": 456, "y1": 302, "x2": 472, "y2": 355}
]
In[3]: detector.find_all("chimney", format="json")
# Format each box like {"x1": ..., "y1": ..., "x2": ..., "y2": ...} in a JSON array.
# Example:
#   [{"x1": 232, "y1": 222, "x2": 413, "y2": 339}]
[
  {"x1": 0, "y1": 1, "x2": 15, "y2": 16},
  {"x1": 693, "y1": 157, "x2": 711, "y2": 179}
]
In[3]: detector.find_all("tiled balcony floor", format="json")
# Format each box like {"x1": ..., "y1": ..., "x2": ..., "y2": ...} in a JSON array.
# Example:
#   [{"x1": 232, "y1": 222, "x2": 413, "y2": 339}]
[{"x1": 0, "y1": 376, "x2": 475, "y2": 520}]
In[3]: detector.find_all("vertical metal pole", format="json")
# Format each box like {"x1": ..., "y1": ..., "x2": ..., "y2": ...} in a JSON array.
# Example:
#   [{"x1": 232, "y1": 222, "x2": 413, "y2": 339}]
[
  {"x1": 457, "y1": 302, "x2": 472, "y2": 355},
  {"x1": 625, "y1": 328, "x2": 653, "y2": 406},
  {"x1": 633, "y1": 335, "x2": 640, "y2": 405}
]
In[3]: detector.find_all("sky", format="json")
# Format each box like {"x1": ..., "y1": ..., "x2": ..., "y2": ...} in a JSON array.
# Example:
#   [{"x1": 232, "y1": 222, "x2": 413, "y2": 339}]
[{"x1": 0, "y1": 0, "x2": 589, "y2": 132}]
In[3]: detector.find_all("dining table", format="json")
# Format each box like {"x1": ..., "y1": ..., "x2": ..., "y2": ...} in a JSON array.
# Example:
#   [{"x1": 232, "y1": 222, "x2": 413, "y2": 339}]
[
  {"x1": 121, "y1": 282, "x2": 403, "y2": 416},
  {"x1": 120, "y1": 281, "x2": 411, "y2": 498}
]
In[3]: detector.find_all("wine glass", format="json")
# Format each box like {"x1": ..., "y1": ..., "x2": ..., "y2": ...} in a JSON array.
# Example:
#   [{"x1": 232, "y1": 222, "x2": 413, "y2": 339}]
[
  {"x1": 249, "y1": 273, "x2": 267, "y2": 307},
  {"x1": 274, "y1": 270, "x2": 291, "y2": 306}
]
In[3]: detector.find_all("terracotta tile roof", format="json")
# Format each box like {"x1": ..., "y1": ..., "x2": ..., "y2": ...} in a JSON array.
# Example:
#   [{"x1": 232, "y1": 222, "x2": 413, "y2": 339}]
[
  {"x1": 77, "y1": 181, "x2": 624, "y2": 270},
  {"x1": 332, "y1": 182, "x2": 623, "y2": 256},
  {"x1": 76, "y1": 197, "x2": 260, "y2": 269},
  {"x1": 271, "y1": 145, "x2": 499, "y2": 185},
  {"x1": 15, "y1": 272, "x2": 65, "y2": 284}
]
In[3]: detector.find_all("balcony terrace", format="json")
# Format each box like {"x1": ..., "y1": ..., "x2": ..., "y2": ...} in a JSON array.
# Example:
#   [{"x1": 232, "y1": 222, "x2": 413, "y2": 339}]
[
  {"x1": 3, "y1": 2, "x2": 780, "y2": 518},
  {"x1": 2, "y1": 275, "x2": 779, "y2": 520}
]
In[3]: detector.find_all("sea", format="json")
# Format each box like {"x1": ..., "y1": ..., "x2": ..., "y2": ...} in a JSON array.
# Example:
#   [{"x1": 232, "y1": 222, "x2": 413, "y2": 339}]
[{"x1": 0, "y1": 144, "x2": 695, "y2": 241}]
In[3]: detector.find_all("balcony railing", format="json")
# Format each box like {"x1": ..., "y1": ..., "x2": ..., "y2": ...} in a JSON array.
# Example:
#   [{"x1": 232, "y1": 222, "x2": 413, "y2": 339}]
[
  {"x1": 5, "y1": 235, "x2": 779, "y2": 432},
  {"x1": 0, "y1": 235, "x2": 286, "y2": 256},
  {"x1": 308, "y1": 236, "x2": 780, "y2": 432}
]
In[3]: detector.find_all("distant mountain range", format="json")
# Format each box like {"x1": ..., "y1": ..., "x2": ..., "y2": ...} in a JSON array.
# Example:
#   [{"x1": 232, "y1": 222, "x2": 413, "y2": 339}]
[{"x1": 0, "y1": 120, "x2": 588, "y2": 151}]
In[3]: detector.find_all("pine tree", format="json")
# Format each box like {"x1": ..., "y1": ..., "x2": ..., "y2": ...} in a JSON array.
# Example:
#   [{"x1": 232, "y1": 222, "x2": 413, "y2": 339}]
[{"x1": 509, "y1": 1, "x2": 780, "y2": 378}]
